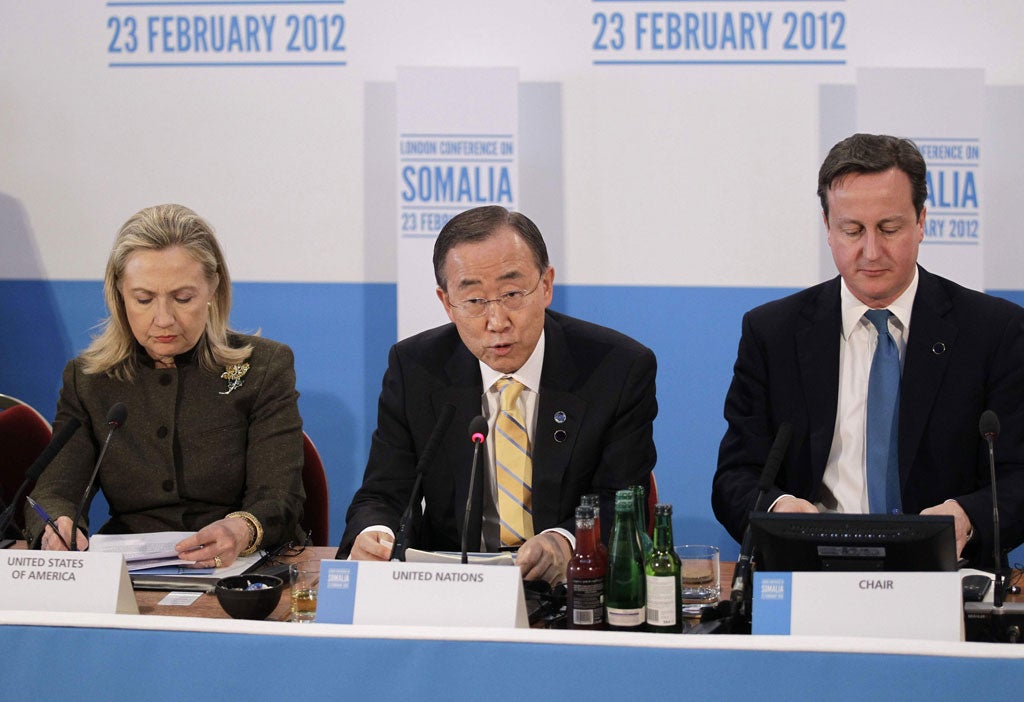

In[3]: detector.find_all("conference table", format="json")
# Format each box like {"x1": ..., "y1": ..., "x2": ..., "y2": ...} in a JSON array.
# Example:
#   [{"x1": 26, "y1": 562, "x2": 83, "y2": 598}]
[
  {"x1": 4, "y1": 546, "x2": 1024, "y2": 701},
  {"x1": 126, "y1": 547, "x2": 738, "y2": 621}
]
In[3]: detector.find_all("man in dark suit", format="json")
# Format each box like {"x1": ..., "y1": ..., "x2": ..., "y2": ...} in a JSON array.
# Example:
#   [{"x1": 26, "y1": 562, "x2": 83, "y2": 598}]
[
  {"x1": 340, "y1": 205, "x2": 658, "y2": 583},
  {"x1": 713, "y1": 133, "x2": 1024, "y2": 568}
]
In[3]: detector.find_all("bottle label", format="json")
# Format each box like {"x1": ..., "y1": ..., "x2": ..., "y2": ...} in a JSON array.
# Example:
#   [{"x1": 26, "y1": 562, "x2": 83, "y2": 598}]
[
  {"x1": 645, "y1": 575, "x2": 678, "y2": 627},
  {"x1": 570, "y1": 576, "x2": 604, "y2": 626},
  {"x1": 606, "y1": 606, "x2": 645, "y2": 628}
]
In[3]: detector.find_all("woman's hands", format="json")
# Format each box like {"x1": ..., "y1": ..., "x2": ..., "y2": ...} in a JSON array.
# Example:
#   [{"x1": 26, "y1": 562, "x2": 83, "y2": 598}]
[{"x1": 174, "y1": 516, "x2": 252, "y2": 568}]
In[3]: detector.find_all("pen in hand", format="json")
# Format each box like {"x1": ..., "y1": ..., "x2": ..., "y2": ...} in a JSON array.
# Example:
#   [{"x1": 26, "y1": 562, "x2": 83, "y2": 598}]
[{"x1": 26, "y1": 496, "x2": 71, "y2": 550}]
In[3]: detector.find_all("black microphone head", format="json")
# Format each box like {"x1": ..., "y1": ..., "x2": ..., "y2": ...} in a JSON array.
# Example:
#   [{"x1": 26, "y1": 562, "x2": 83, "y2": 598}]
[
  {"x1": 106, "y1": 402, "x2": 128, "y2": 429},
  {"x1": 979, "y1": 410, "x2": 1000, "y2": 439},
  {"x1": 468, "y1": 415, "x2": 488, "y2": 443}
]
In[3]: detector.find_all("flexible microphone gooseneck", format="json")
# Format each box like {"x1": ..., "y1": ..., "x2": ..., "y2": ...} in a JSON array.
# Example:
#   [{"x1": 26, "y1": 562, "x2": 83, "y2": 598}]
[
  {"x1": 69, "y1": 403, "x2": 127, "y2": 551},
  {"x1": 460, "y1": 416, "x2": 489, "y2": 565},
  {"x1": 980, "y1": 410, "x2": 1003, "y2": 608},
  {"x1": 390, "y1": 403, "x2": 456, "y2": 562},
  {"x1": 0, "y1": 417, "x2": 82, "y2": 540},
  {"x1": 727, "y1": 421, "x2": 793, "y2": 633}
]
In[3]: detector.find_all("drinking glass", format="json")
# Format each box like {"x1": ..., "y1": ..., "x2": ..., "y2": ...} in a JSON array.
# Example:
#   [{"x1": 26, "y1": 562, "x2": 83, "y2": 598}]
[
  {"x1": 289, "y1": 561, "x2": 320, "y2": 622},
  {"x1": 675, "y1": 544, "x2": 720, "y2": 617}
]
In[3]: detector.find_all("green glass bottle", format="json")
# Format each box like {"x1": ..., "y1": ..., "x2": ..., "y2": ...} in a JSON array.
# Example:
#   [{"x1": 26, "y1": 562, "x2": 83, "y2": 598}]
[
  {"x1": 631, "y1": 484, "x2": 653, "y2": 561},
  {"x1": 645, "y1": 503, "x2": 682, "y2": 633},
  {"x1": 604, "y1": 489, "x2": 646, "y2": 631}
]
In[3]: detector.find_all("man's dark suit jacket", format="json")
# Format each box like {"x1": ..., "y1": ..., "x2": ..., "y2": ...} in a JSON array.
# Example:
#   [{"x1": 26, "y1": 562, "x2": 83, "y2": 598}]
[
  {"x1": 338, "y1": 310, "x2": 658, "y2": 557},
  {"x1": 712, "y1": 266, "x2": 1024, "y2": 568}
]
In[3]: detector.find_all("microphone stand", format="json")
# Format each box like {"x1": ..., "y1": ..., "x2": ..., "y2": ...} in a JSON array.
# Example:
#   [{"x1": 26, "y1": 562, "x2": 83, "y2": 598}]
[
  {"x1": 460, "y1": 416, "x2": 488, "y2": 565},
  {"x1": 986, "y1": 431, "x2": 1003, "y2": 609},
  {"x1": 979, "y1": 410, "x2": 1011, "y2": 641},
  {"x1": 70, "y1": 404, "x2": 127, "y2": 551},
  {"x1": 391, "y1": 473, "x2": 425, "y2": 563},
  {"x1": 978, "y1": 429, "x2": 1003, "y2": 609},
  {"x1": 390, "y1": 404, "x2": 455, "y2": 562},
  {"x1": 695, "y1": 422, "x2": 792, "y2": 634}
]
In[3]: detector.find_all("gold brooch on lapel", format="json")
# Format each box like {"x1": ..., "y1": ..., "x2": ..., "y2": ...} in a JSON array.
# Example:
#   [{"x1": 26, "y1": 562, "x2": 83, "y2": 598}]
[{"x1": 219, "y1": 362, "x2": 250, "y2": 395}]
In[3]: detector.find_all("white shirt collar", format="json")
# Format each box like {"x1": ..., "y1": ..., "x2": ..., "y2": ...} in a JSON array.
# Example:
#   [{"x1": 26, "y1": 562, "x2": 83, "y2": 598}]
[
  {"x1": 839, "y1": 267, "x2": 919, "y2": 339},
  {"x1": 480, "y1": 330, "x2": 545, "y2": 393}
]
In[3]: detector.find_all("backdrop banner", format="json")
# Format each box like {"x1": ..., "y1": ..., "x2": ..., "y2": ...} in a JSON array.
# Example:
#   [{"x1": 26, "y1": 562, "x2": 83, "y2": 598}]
[
  {"x1": 396, "y1": 67, "x2": 519, "y2": 340},
  {"x1": 857, "y1": 68, "x2": 985, "y2": 291}
]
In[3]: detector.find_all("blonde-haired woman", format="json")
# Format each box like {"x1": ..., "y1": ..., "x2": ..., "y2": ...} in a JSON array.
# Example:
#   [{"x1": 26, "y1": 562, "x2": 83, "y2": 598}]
[{"x1": 28, "y1": 204, "x2": 305, "y2": 567}]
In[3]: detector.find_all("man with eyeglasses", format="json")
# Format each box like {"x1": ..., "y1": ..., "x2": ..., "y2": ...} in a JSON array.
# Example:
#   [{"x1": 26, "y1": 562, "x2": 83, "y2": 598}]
[{"x1": 339, "y1": 205, "x2": 658, "y2": 584}]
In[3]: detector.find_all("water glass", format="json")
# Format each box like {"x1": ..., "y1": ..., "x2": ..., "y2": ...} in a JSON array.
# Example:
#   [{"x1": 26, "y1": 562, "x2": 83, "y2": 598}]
[{"x1": 675, "y1": 544, "x2": 720, "y2": 616}]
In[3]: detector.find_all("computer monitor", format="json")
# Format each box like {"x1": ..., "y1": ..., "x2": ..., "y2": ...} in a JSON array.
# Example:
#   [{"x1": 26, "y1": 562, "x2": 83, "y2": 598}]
[{"x1": 748, "y1": 512, "x2": 958, "y2": 572}]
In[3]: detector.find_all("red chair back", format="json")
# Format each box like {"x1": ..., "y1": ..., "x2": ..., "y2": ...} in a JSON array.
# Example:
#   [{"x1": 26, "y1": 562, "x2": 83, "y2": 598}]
[
  {"x1": 646, "y1": 472, "x2": 659, "y2": 536},
  {"x1": 300, "y1": 432, "x2": 330, "y2": 546},
  {"x1": 0, "y1": 405, "x2": 53, "y2": 536}
]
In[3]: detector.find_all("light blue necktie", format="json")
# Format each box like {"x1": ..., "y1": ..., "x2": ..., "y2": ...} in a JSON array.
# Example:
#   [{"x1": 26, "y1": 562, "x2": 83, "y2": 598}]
[{"x1": 865, "y1": 309, "x2": 902, "y2": 514}]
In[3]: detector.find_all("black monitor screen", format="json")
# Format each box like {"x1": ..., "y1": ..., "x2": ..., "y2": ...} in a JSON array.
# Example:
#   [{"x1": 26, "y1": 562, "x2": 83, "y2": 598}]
[{"x1": 749, "y1": 513, "x2": 957, "y2": 572}]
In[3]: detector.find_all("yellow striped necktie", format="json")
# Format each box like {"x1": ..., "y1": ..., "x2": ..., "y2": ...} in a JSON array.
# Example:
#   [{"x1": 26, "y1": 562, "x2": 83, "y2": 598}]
[{"x1": 494, "y1": 377, "x2": 534, "y2": 547}]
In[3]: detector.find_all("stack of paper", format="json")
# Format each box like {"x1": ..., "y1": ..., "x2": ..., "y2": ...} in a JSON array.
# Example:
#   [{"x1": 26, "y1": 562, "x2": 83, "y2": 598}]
[
  {"x1": 91, "y1": 532, "x2": 199, "y2": 572},
  {"x1": 90, "y1": 532, "x2": 259, "y2": 591},
  {"x1": 403, "y1": 549, "x2": 515, "y2": 566}
]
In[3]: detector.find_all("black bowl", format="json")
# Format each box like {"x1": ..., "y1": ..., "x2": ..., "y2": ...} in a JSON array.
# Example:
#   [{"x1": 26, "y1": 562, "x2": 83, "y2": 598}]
[{"x1": 215, "y1": 574, "x2": 284, "y2": 620}]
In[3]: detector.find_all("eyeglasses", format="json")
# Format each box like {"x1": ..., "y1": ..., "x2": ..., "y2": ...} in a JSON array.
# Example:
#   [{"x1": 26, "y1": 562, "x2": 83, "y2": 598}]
[
  {"x1": 258, "y1": 533, "x2": 309, "y2": 566},
  {"x1": 447, "y1": 276, "x2": 544, "y2": 319}
]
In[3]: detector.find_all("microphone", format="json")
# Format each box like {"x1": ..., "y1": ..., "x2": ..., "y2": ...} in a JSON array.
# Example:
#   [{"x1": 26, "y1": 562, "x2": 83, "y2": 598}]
[
  {"x1": 963, "y1": 409, "x2": 1024, "y2": 643},
  {"x1": 980, "y1": 410, "x2": 1003, "y2": 607},
  {"x1": 390, "y1": 403, "x2": 455, "y2": 562},
  {"x1": 727, "y1": 421, "x2": 793, "y2": 633},
  {"x1": 460, "y1": 416, "x2": 488, "y2": 565},
  {"x1": 0, "y1": 417, "x2": 82, "y2": 539},
  {"x1": 69, "y1": 403, "x2": 127, "y2": 551},
  {"x1": 693, "y1": 422, "x2": 792, "y2": 635}
]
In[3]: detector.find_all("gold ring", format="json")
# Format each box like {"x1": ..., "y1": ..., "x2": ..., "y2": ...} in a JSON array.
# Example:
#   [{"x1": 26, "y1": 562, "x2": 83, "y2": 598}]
[{"x1": 214, "y1": 555, "x2": 223, "y2": 568}]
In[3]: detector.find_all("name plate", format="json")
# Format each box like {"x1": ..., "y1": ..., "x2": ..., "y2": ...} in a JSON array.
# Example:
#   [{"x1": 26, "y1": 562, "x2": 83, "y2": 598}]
[
  {"x1": 315, "y1": 560, "x2": 528, "y2": 628},
  {"x1": 753, "y1": 571, "x2": 962, "y2": 641},
  {"x1": 0, "y1": 551, "x2": 138, "y2": 614}
]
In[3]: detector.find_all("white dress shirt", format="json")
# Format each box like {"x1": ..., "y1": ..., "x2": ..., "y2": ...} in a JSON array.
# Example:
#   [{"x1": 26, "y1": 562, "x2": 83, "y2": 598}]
[{"x1": 815, "y1": 269, "x2": 918, "y2": 513}]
